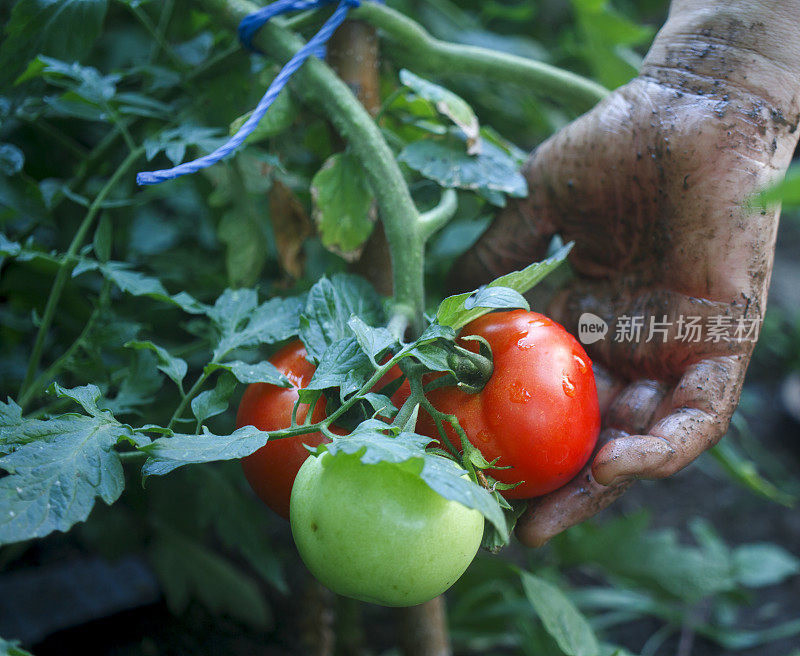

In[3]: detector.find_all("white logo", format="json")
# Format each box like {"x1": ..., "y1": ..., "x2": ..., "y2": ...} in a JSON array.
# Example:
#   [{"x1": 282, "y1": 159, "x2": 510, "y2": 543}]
[{"x1": 578, "y1": 313, "x2": 608, "y2": 345}]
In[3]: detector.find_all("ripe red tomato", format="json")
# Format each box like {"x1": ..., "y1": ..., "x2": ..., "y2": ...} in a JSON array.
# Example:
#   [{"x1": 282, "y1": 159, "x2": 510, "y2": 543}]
[
  {"x1": 236, "y1": 341, "x2": 333, "y2": 519},
  {"x1": 416, "y1": 310, "x2": 600, "y2": 499},
  {"x1": 237, "y1": 341, "x2": 409, "y2": 519}
]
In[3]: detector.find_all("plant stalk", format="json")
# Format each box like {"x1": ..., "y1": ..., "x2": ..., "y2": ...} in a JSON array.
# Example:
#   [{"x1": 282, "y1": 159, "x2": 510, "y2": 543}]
[
  {"x1": 199, "y1": 0, "x2": 427, "y2": 334},
  {"x1": 353, "y1": 2, "x2": 609, "y2": 110},
  {"x1": 18, "y1": 147, "x2": 144, "y2": 402}
]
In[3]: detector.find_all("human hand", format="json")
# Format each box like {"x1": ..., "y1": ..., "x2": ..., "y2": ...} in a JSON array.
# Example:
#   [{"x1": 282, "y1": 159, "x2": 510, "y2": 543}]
[{"x1": 451, "y1": 0, "x2": 800, "y2": 546}]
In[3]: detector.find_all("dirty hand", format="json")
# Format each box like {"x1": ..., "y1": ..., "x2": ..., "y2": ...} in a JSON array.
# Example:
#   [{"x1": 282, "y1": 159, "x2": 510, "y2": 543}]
[{"x1": 452, "y1": 0, "x2": 800, "y2": 546}]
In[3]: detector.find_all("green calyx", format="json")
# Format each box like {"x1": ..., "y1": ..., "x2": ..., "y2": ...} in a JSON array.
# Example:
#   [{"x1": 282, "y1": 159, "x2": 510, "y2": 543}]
[{"x1": 447, "y1": 335, "x2": 494, "y2": 394}]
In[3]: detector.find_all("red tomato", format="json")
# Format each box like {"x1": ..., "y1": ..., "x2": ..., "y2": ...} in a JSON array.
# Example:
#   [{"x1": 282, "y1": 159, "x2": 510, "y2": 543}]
[
  {"x1": 236, "y1": 341, "x2": 333, "y2": 519},
  {"x1": 237, "y1": 341, "x2": 409, "y2": 519},
  {"x1": 416, "y1": 310, "x2": 600, "y2": 499}
]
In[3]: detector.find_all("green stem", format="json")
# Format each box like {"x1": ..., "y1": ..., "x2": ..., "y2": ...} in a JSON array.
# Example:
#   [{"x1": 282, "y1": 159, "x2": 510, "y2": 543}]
[
  {"x1": 19, "y1": 282, "x2": 110, "y2": 410},
  {"x1": 168, "y1": 369, "x2": 210, "y2": 430},
  {"x1": 353, "y1": 3, "x2": 608, "y2": 110},
  {"x1": 419, "y1": 189, "x2": 458, "y2": 240},
  {"x1": 128, "y1": 1, "x2": 184, "y2": 69},
  {"x1": 199, "y1": 0, "x2": 427, "y2": 334},
  {"x1": 18, "y1": 147, "x2": 145, "y2": 402}
]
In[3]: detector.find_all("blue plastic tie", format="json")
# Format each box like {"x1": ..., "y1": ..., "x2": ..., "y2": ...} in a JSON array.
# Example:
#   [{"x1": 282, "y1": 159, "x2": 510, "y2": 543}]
[{"x1": 137, "y1": 0, "x2": 361, "y2": 186}]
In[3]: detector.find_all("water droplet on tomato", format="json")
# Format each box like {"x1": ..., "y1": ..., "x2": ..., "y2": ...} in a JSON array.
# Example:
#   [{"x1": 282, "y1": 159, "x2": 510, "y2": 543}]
[
  {"x1": 573, "y1": 354, "x2": 587, "y2": 373},
  {"x1": 562, "y1": 373, "x2": 576, "y2": 397},
  {"x1": 517, "y1": 335, "x2": 535, "y2": 349},
  {"x1": 509, "y1": 380, "x2": 531, "y2": 403}
]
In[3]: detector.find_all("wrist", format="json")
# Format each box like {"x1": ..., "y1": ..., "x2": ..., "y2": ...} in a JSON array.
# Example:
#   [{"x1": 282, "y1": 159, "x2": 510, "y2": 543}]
[{"x1": 643, "y1": 0, "x2": 800, "y2": 117}]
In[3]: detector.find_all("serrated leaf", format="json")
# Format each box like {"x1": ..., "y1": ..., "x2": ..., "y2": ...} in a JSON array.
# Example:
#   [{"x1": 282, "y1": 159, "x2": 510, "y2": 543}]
[
  {"x1": 73, "y1": 259, "x2": 207, "y2": 314},
  {"x1": 0, "y1": 385, "x2": 132, "y2": 545},
  {"x1": 299, "y1": 275, "x2": 384, "y2": 363},
  {"x1": 419, "y1": 454, "x2": 506, "y2": 533},
  {"x1": 150, "y1": 527, "x2": 271, "y2": 629},
  {"x1": 210, "y1": 290, "x2": 304, "y2": 361},
  {"x1": 125, "y1": 340, "x2": 188, "y2": 389},
  {"x1": 141, "y1": 426, "x2": 270, "y2": 477},
  {"x1": 400, "y1": 69, "x2": 480, "y2": 153},
  {"x1": 208, "y1": 360, "x2": 290, "y2": 387},
  {"x1": 322, "y1": 422, "x2": 505, "y2": 532},
  {"x1": 520, "y1": 572, "x2": 600, "y2": 656},
  {"x1": 399, "y1": 138, "x2": 527, "y2": 197},
  {"x1": 436, "y1": 242, "x2": 572, "y2": 330},
  {"x1": 321, "y1": 419, "x2": 431, "y2": 466},
  {"x1": 0, "y1": 0, "x2": 108, "y2": 89},
  {"x1": 463, "y1": 286, "x2": 529, "y2": 312},
  {"x1": 348, "y1": 316, "x2": 397, "y2": 366},
  {"x1": 299, "y1": 337, "x2": 374, "y2": 402},
  {"x1": 311, "y1": 152, "x2": 376, "y2": 261},
  {"x1": 191, "y1": 372, "x2": 237, "y2": 424}
]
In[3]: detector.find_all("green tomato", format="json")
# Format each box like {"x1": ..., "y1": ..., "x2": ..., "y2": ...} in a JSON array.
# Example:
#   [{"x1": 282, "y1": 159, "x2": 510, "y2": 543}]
[{"x1": 290, "y1": 451, "x2": 484, "y2": 607}]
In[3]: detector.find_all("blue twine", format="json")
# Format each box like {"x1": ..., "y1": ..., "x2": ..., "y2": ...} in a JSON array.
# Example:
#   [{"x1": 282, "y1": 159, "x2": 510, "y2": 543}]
[{"x1": 137, "y1": 0, "x2": 361, "y2": 186}]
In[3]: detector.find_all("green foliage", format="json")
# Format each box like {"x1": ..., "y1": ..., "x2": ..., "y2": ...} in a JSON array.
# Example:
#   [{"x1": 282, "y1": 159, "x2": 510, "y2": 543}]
[
  {"x1": 310, "y1": 152, "x2": 376, "y2": 260},
  {"x1": 1, "y1": 0, "x2": 797, "y2": 651}
]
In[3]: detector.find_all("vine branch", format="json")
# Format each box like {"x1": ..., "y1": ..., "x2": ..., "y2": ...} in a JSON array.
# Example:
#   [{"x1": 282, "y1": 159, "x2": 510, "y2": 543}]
[
  {"x1": 199, "y1": 0, "x2": 427, "y2": 335},
  {"x1": 353, "y1": 2, "x2": 608, "y2": 110}
]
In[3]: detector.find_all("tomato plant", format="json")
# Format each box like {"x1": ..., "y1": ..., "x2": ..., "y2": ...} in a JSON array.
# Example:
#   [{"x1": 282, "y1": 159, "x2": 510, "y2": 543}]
[
  {"x1": 290, "y1": 450, "x2": 484, "y2": 607},
  {"x1": 417, "y1": 309, "x2": 601, "y2": 498},
  {"x1": 237, "y1": 341, "x2": 333, "y2": 519}
]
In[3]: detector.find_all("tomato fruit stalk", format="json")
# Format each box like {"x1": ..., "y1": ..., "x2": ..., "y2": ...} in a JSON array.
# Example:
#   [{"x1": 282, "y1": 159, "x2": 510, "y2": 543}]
[{"x1": 416, "y1": 310, "x2": 601, "y2": 498}]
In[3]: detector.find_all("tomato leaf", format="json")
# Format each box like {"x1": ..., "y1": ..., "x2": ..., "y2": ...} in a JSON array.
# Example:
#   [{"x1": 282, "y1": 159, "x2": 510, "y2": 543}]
[
  {"x1": 399, "y1": 137, "x2": 527, "y2": 197},
  {"x1": 298, "y1": 337, "x2": 374, "y2": 402},
  {"x1": 320, "y1": 419, "x2": 432, "y2": 467},
  {"x1": 73, "y1": 259, "x2": 207, "y2": 315},
  {"x1": 0, "y1": 0, "x2": 108, "y2": 90},
  {"x1": 463, "y1": 286, "x2": 529, "y2": 312},
  {"x1": 299, "y1": 275, "x2": 384, "y2": 363},
  {"x1": 399, "y1": 69, "x2": 481, "y2": 154},
  {"x1": 436, "y1": 241, "x2": 573, "y2": 330},
  {"x1": 419, "y1": 455, "x2": 507, "y2": 534},
  {"x1": 140, "y1": 426, "x2": 270, "y2": 477},
  {"x1": 348, "y1": 316, "x2": 397, "y2": 366},
  {"x1": 209, "y1": 290, "x2": 304, "y2": 361},
  {"x1": 125, "y1": 340, "x2": 188, "y2": 390},
  {"x1": 191, "y1": 372, "x2": 237, "y2": 425},
  {"x1": 0, "y1": 385, "x2": 136, "y2": 546},
  {"x1": 311, "y1": 152, "x2": 376, "y2": 261},
  {"x1": 520, "y1": 571, "x2": 601, "y2": 656},
  {"x1": 206, "y1": 360, "x2": 291, "y2": 387}
]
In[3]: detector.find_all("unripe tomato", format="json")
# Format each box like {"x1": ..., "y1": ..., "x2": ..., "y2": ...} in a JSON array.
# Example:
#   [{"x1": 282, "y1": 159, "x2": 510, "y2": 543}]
[
  {"x1": 416, "y1": 310, "x2": 600, "y2": 498},
  {"x1": 236, "y1": 341, "x2": 333, "y2": 519},
  {"x1": 290, "y1": 451, "x2": 484, "y2": 606}
]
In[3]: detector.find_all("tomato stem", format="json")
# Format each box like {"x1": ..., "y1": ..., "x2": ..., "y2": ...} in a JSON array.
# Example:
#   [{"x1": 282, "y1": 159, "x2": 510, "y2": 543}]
[{"x1": 352, "y1": 2, "x2": 609, "y2": 110}]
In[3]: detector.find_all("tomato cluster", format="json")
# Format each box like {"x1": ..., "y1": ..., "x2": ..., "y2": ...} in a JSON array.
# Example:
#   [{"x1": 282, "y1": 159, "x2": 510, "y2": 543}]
[{"x1": 236, "y1": 310, "x2": 600, "y2": 606}]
